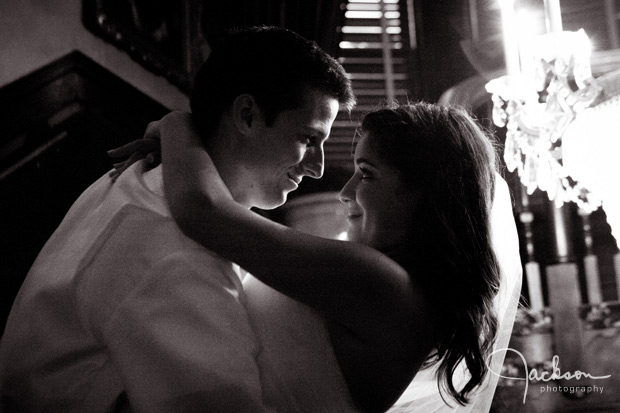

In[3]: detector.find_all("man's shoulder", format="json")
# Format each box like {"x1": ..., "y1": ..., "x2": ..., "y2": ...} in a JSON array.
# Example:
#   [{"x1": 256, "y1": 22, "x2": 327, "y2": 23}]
[
  {"x1": 80, "y1": 208, "x2": 239, "y2": 291},
  {"x1": 91, "y1": 203, "x2": 224, "y2": 266},
  {"x1": 75, "y1": 205, "x2": 244, "y2": 331}
]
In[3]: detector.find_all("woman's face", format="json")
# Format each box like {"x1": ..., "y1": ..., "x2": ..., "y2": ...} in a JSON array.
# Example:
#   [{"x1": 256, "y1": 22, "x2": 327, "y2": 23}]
[{"x1": 339, "y1": 131, "x2": 416, "y2": 250}]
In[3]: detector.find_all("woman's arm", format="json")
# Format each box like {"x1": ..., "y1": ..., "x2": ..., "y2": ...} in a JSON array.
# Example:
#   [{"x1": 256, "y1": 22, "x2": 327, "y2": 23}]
[
  {"x1": 159, "y1": 113, "x2": 421, "y2": 338},
  {"x1": 107, "y1": 120, "x2": 163, "y2": 181}
]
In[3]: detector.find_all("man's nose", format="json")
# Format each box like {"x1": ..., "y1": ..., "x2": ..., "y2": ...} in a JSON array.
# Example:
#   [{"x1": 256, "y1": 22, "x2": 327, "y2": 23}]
[{"x1": 302, "y1": 146, "x2": 324, "y2": 179}]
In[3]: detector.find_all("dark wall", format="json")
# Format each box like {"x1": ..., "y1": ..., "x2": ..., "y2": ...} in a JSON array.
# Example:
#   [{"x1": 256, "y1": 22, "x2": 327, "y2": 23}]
[
  {"x1": 409, "y1": 0, "x2": 479, "y2": 101},
  {"x1": 0, "y1": 52, "x2": 169, "y2": 334}
]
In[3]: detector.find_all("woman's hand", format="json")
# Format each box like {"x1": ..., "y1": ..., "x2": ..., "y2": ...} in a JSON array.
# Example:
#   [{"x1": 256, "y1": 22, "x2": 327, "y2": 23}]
[{"x1": 107, "y1": 117, "x2": 169, "y2": 181}]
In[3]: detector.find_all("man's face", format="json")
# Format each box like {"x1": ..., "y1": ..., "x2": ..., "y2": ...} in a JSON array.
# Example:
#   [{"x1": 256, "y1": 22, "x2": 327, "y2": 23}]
[{"x1": 244, "y1": 89, "x2": 339, "y2": 209}]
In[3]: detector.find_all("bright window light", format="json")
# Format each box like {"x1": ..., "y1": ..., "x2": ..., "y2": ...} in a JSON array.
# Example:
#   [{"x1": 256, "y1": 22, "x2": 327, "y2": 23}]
[
  {"x1": 345, "y1": 11, "x2": 382, "y2": 19},
  {"x1": 341, "y1": 26, "x2": 401, "y2": 34}
]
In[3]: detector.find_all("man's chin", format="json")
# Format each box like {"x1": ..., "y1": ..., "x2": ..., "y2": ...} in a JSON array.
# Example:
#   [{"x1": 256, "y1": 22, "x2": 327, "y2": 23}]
[{"x1": 255, "y1": 192, "x2": 289, "y2": 210}]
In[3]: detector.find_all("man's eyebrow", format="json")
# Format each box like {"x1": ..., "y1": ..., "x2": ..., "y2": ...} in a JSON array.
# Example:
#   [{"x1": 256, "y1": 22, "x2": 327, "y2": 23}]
[{"x1": 303, "y1": 126, "x2": 328, "y2": 137}]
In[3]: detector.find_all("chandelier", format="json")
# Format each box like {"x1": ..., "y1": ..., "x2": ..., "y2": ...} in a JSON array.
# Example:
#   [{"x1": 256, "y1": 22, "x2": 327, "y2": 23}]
[{"x1": 485, "y1": 0, "x2": 604, "y2": 212}]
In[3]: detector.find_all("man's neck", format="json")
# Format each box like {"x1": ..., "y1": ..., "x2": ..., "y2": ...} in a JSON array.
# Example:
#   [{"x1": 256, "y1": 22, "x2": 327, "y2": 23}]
[{"x1": 204, "y1": 140, "x2": 254, "y2": 210}]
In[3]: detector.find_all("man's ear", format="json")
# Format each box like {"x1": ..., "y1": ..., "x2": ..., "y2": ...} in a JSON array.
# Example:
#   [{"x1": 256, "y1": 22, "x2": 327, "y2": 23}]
[{"x1": 232, "y1": 94, "x2": 259, "y2": 136}]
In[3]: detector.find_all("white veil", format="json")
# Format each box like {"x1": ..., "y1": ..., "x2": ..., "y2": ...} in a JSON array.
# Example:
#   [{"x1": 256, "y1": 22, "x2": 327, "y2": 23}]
[{"x1": 388, "y1": 174, "x2": 523, "y2": 412}]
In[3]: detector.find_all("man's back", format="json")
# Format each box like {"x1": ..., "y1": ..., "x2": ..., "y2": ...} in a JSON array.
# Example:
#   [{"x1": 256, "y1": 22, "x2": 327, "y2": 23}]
[{"x1": 0, "y1": 163, "x2": 268, "y2": 412}]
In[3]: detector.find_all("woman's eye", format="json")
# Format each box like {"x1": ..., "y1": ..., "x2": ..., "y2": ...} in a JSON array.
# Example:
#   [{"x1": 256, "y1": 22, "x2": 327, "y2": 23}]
[{"x1": 359, "y1": 168, "x2": 373, "y2": 181}]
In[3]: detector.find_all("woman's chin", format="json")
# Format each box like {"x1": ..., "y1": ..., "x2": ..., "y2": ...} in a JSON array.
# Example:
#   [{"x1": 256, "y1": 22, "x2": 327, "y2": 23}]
[{"x1": 345, "y1": 230, "x2": 362, "y2": 244}]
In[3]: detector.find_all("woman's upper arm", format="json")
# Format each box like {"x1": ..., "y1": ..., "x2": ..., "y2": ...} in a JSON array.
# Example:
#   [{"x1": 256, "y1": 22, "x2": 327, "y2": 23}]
[{"x1": 173, "y1": 189, "x2": 417, "y2": 336}]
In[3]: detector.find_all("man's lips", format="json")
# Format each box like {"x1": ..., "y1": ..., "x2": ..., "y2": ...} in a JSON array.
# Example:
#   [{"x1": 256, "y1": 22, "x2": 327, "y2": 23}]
[{"x1": 287, "y1": 173, "x2": 302, "y2": 185}]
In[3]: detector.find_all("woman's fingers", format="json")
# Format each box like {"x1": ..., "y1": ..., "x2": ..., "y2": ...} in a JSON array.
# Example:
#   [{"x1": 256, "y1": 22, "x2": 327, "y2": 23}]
[
  {"x1": 108, "y1": 152, "x2": 147, "y2": 181},
  {"x1": 107, "y1": 118, "x2": 167, "y2": 181},
  {"x1": 107, "y1": 139, "x2": 146, "y2": 159},
  {"x1": 107, "y1": 121, "x2": 162, "y2": 160}
]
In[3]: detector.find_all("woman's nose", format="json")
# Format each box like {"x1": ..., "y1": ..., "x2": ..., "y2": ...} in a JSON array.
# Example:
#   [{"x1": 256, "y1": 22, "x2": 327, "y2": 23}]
[{"x1": 339, "y1": 175, "x2": 356, "y2": 203}]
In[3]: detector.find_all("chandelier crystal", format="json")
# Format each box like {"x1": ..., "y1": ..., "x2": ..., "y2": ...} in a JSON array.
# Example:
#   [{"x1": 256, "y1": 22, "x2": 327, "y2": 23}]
[{"x1": 486, "y1": 29, "x2": 604, "y2": 211}]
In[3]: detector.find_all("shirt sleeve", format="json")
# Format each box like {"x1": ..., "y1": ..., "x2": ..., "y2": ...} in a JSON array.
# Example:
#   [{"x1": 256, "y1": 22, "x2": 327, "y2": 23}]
[{"x1": 101, "y1": 250, "x2": 271, "y2": 413}]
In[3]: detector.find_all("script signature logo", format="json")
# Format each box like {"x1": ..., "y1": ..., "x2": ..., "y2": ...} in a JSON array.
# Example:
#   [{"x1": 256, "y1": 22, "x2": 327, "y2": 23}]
[{"x1": 486, "y1": 348, "x2": 611, "y2": 403}]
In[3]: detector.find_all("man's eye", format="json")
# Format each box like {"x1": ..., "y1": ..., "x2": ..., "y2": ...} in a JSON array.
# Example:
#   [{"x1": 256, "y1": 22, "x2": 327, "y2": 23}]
[{"x1": 300, "y1": 135, "x2": 318, "y2": 146}]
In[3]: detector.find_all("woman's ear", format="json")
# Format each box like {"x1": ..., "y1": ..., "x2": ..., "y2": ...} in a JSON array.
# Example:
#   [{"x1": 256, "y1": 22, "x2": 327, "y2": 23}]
[{"x1": 231, "y1": 94, "x2": 259, "y2": 136}]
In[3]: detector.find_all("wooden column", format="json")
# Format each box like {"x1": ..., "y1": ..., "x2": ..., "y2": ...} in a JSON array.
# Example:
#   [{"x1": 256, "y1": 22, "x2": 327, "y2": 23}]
[
  {"x1": 580, "y1": 208, "x2": 603, "y2": 304},
  {"x1": 521, "y1": 187, "x2": 545, "y2": 312},
  {"x1": 546, "y1": 200, "x2": 587, "y2": 388}
]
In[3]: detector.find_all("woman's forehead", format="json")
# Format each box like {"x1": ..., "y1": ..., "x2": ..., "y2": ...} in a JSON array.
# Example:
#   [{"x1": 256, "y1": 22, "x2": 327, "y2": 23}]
[{"x1": 354, "y1": 131, "x2": 381, "y2": 159}]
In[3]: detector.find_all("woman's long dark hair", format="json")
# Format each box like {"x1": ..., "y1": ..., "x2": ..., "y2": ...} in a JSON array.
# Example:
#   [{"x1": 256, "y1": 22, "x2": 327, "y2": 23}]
[{"x1": 361, "y1": 102, "x2": 501, "y2": 405}]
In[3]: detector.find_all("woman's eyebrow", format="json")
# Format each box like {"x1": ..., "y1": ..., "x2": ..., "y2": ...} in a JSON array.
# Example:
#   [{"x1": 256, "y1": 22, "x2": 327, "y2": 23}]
[{"x1": 355, "y1": 158, "x2": 377, "y2": 169}]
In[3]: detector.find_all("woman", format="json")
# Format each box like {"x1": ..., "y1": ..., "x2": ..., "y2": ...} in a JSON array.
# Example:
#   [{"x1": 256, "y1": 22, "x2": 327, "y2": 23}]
[{"x1": 112, "y1": 102, "x2": 518, "y2": 412}]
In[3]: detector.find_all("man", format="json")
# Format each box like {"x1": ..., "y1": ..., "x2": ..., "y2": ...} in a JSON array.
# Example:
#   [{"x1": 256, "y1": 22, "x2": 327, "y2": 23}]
[{"x1": 0, "y1": 26, "x2": 355, "y2": 412}]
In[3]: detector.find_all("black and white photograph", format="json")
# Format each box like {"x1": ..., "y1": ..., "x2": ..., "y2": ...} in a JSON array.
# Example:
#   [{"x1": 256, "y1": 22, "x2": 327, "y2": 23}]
[{"x1": 1, "y1": 1, "x2": 620, "y2": 412}]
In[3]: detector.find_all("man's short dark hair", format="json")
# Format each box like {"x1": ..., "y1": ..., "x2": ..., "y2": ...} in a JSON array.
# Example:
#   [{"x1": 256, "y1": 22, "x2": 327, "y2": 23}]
[{"x1": 190, "y1": 26, "x2": 355, "y2": 141}]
